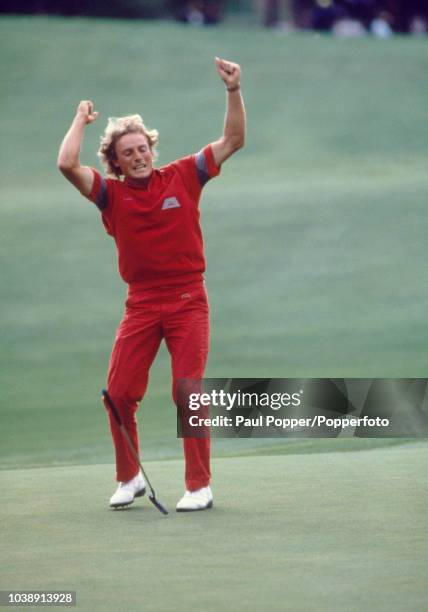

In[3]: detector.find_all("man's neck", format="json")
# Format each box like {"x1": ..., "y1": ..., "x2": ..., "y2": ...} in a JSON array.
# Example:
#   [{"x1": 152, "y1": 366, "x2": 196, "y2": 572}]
[{"x1": 125, "y1": 172, "x2": 153, "y2": 190}]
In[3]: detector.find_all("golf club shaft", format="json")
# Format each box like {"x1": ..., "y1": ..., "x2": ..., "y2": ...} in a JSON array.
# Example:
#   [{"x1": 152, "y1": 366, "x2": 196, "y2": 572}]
[
  {"x1": 119, "y1": 424, "x2": 154, "y2": 493},
  {"x1": 102, "y1": 389, "x2": 167, "y2": 513}
]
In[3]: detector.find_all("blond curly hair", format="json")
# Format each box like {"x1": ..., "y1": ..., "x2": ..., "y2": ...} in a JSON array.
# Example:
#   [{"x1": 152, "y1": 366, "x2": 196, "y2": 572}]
[{"x1": 98, "y1": 114, "x2": 159, "y2": 178}]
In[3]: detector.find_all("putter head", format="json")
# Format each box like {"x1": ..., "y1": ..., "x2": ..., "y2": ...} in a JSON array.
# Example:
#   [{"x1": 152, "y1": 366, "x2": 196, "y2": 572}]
[{"x1": 149, "y1": 494, "x2": 169, "y2": 515}]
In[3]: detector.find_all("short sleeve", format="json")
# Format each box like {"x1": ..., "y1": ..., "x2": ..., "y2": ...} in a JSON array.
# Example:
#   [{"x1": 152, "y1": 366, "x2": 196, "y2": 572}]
[
  {"x1": 194, "y1": 145, "x2": 221, "y2": 187},
  {"x1": 87, "y1": 168, "x2": 109, "y2": 211},
  {"x1": 172, "y1": 145, "x2": 221, "y2": 197},
  {"x1": 86, "y1": 168, "x2": 114, "y2": 236}
]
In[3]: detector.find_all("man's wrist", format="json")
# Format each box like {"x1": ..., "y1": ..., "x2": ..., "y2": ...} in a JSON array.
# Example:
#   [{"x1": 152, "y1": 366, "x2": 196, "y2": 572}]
[
  {"x1": 226, "y1": 84, "x2": 241, "y2": 92},
  {"x1": 73, "y1": 114, "x2": 88, "y2": 127}
]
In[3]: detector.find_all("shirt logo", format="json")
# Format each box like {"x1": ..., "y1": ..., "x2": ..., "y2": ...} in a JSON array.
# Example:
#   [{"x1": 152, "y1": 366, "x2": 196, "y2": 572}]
[{"x1": 162, "y1": 197, "x2": 181, "y2": 210}]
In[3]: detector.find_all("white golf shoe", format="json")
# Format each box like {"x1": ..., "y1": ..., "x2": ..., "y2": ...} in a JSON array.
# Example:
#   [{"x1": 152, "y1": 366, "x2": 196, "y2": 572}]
[
  {"x1": 176, "y1": 486, "x2": 213, "y2": 512},
  {"x1": 109, "y1": 471, "x2": 146, "y2": 509}
]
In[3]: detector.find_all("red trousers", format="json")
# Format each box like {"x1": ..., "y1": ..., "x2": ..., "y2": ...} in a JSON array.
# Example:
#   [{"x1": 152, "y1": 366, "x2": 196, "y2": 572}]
[{"x1": 102, "y1": 281, "x2": 211, "y2": 491}]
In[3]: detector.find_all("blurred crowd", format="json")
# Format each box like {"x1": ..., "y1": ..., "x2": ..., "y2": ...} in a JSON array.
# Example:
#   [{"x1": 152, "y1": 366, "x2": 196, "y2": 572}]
[
  {"x1": 301, "y1": 0, "x2": 428, "y2": 36},
  {"x1": 168, "y1": 0, "x2": 223, "y2": 24},
  {"x1": 1, "y1": 0, "x2": 427, "y2": 34},
  {"x1": 172, "y1": 0, "x2": 428, "y2": 34}
]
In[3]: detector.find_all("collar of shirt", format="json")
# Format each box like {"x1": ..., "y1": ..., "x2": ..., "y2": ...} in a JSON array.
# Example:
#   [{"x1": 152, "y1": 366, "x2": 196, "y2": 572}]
[{"x1": 124, "y1": 169, "x2": 158, "y2": 191}]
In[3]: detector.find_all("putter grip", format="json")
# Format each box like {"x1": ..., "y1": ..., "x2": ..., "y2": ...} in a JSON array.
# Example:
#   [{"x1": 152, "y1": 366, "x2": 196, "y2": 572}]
[{"x1": 102, "y1": 389, "x2": 122, "y2": 427}]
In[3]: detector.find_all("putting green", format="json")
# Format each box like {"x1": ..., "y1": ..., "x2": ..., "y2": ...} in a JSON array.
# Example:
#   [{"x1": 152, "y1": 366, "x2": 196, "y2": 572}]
[{"x1": 2, "y1": 443, "x2": 427, "y2": 611}]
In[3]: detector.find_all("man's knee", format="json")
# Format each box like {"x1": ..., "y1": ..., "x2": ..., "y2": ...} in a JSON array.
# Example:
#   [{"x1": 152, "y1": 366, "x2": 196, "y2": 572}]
[{"x1": 103, "y1": 389, "x2": 139, "y2": 426}]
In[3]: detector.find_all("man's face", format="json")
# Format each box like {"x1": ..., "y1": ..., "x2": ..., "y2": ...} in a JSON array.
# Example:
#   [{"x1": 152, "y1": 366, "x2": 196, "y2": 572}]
[{"x1": 114, "y1": 132, "x2": 154, "y2": 180}]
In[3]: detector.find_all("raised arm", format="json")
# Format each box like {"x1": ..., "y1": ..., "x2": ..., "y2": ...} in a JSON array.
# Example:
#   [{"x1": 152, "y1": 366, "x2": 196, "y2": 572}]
[
  {"x1": 57, "y1": 100, "x2": 99, "y2": 197},
  {"x1": 210, "y1": 57, "x2": 246, "y2": 167}
]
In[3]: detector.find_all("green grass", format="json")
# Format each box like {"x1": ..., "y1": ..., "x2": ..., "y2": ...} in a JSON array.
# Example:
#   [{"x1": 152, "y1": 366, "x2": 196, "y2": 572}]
[
  {"x1": 1, "y1": 17, "x2": 427, "y2": 610},
  {"x1": 1, "y1": 444, "x2": 427, "y2": 611},
  {"x1": 1, "y1": 18, "x2": 427, "y2": 468}
]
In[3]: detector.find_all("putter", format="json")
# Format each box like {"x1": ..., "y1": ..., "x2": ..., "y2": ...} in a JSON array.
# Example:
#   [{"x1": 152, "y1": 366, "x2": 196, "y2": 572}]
[{"x1": 102, "y1": 389, "x2": 168, "y2": 515}]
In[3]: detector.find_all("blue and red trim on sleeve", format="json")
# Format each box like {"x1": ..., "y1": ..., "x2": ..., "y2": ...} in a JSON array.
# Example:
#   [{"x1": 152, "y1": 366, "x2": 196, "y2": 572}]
[
  {"x1": 195, "y1": 145, "x2": 221, "y2": 187},
  {"x1": 88, "y1": 168, "x2": 109, "y2": 211}
]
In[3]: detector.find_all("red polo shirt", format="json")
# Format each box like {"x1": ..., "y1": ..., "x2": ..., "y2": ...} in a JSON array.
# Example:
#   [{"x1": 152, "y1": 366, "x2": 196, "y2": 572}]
[{"x1": 87, "y1": 145, "x2": 220, "y2": 288}]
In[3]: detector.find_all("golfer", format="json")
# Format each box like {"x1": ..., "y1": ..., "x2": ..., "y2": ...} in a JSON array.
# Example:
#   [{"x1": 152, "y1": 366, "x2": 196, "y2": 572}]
[{"x1": 57, "y1": 57, "x2": 245, "y2": 511}]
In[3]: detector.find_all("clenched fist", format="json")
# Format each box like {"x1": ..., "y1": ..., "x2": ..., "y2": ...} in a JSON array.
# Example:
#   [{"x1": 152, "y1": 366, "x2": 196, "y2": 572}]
[
  {"x1": 76, "y1": 100, "x2": 99, "y2": 124},
  {"x1": 215, "y1": 57, "x2": 241, "y2": 91}
]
